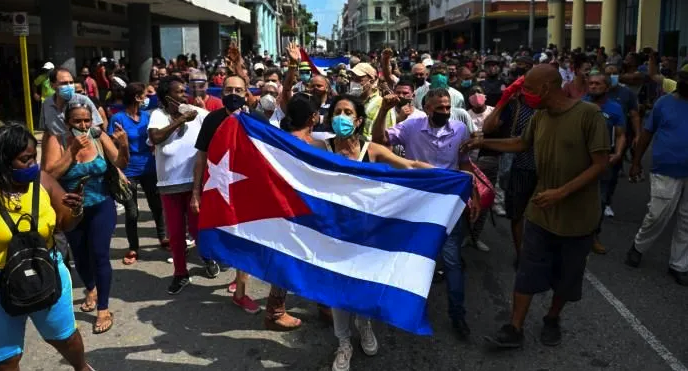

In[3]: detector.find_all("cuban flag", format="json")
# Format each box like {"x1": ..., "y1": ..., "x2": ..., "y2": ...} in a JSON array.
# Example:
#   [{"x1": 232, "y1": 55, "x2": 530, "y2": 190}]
[{"x1": 197, "y1": 113, "x2": 472, "y2": 335}]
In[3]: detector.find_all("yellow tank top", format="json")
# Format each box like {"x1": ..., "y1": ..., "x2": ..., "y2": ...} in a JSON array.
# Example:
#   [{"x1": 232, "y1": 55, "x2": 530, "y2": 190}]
[{"x1": 0, "y1": 183, "x2": 57, "y2": 269}]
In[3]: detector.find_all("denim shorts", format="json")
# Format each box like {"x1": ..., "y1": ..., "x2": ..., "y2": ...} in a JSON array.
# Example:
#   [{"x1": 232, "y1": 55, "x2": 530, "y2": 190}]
[
  {"x1": 514, "y1": 221, "x2": 592, "y2": 302},
  {"x1": 0, "y1": 252, "x2": 77, "y2": 361}
]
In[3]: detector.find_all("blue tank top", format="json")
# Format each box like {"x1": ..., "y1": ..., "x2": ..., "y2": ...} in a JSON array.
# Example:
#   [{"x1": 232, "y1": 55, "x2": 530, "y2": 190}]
[{"x1": 59, "y1": 137, "x2": 109, "y2": 207}]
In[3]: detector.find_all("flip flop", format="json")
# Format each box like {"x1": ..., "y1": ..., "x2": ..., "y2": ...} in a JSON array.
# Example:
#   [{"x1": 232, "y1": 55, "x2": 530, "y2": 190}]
[
  {"x1": 80, "y1": 298, "x2": 96, "y2": 313},
  {"x1": 122, "y1": 251, "x2": 138, "y2": 265},
  {"x1": 93, "y1": 312, "x2": 114, "y2": 335}
]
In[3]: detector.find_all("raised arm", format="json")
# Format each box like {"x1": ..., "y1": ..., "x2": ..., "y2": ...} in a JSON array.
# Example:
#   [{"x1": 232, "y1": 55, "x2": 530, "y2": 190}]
[{"x1": 280, "y1": 42, "x2": 300, "y2": 114}]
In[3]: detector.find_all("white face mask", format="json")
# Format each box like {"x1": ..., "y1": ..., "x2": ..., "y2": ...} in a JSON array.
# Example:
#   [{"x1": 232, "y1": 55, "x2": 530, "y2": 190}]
[{"x1": 349, "y1": 81, "x2": 363, "y2": 96}]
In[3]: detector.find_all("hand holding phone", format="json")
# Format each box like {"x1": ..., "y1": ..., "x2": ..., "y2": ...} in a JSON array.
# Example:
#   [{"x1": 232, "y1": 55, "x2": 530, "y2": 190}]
[{"x1": 75, "y1": 176, "x2": 90, "y2": 194}]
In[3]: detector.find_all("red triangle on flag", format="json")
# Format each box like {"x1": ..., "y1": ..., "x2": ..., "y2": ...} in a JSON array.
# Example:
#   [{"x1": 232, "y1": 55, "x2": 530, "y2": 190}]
[{"x1": 198, "y1": 115, "x2": 312, "y2": 229}]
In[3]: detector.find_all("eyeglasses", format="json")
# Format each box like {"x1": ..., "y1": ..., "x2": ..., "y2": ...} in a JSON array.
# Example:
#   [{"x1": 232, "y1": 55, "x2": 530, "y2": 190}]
[{"x1": 67, "y1": 102, "x2": 91, "y2": 111}]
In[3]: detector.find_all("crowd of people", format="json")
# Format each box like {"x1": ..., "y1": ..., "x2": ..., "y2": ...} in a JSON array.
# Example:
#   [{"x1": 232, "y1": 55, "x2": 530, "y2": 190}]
[{"x1": 0, "y1": 39, "x2": 686, "y2": 371}]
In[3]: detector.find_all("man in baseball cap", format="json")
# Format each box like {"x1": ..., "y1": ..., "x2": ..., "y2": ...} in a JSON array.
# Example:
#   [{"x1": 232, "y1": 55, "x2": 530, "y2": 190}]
[
  {"x1": 33, "y1": 62, "x2": 55, "y2": 102},
  {"x1": 349, "y1": 62, "x2": 383, "y2": 139}
]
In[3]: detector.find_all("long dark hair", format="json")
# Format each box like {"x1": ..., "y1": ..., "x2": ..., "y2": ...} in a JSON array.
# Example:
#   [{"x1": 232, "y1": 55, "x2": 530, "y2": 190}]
[
  {"x1": 280, "y1": 93, "x2": 320, "y2": 132},
  {"x1": 123, "y1": 82, "x2": 146, "y2": 107},
  {"x1": 0, "y1": 124, "x2": 38, "y2": 209}
]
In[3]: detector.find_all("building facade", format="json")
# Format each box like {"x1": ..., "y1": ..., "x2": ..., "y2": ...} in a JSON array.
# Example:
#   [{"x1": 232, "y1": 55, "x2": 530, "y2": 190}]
[
  {"x1": 340, "y1": 0, "x2": 398, "y2": 51},
  {"x1": 241, "y1": 0, "x2": 279, "y2": 59}
]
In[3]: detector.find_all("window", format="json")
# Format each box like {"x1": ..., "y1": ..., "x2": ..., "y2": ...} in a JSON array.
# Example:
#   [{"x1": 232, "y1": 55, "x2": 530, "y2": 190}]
[
  {"x1": 390, "y1": 7, "x2": 397, "y2": 19},
  {"x1": 72, "y1": 0, "x2": 95, "y2": 7},
  {"x1": 97, "y1": 1, "x2": 108, "y2": 10},
  {"x1": 375, "y1": 7, "x2": 382, "y2": 20},
  {"x1": 390, "y1": 32, "x2": 395, "y2": 41}
]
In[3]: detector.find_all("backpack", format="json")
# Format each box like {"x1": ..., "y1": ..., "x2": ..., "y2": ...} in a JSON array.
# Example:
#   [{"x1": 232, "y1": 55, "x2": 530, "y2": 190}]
[{"x1": 0, "y1": 176, "x2": 62, "y2": 316}]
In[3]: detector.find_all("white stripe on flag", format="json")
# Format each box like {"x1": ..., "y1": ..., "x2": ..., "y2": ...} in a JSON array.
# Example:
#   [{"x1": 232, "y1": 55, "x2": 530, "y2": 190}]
[
  {"x1": 218, "y1": 218, "x2": 436, "y2": 298},
  {"x1": 250, "y1": 138, "x2": 466, "y2": 229}
]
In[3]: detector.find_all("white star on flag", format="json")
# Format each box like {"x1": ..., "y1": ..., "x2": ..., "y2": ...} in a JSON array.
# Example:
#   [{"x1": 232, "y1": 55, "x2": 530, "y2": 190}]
[{"x1": 203, "y1": 150, "x2": 247, "y2": 204}]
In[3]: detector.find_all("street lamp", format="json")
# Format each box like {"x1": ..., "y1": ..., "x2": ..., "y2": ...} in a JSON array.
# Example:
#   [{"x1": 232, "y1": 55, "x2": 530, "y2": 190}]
[{"x1": 313, "y1": 21, "x2": 319, "y2": 51}]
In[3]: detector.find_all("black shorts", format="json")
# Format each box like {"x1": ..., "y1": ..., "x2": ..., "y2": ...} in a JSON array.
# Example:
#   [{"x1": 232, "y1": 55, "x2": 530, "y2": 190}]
[
  {"x1": 514, "y1": 221, "x2": 592, "y2": 302},
  {"x1": 505, "y1": 169, "x2": 537, "y2": 220}
]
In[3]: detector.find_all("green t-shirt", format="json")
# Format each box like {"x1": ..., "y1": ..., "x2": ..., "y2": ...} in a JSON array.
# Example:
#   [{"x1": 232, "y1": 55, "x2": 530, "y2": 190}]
[
  {"x1": 521, "y1": 101, "x2": 610, "y2": 237},
  {"x1": 33, "y1": 73, "x2": 55, "y2": 102}
]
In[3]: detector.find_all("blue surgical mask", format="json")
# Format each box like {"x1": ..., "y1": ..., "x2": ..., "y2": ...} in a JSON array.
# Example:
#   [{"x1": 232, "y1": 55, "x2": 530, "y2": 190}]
[
  {"x1": 460, "y1": 79, "x2": 473, "y2": 88},
  {"x1": 58, "y1": 84, "x2": 75, "y2": 101},
  {"x1": 12, "y1": 164, "x2": 40, "y2": 184},
  {"x1": 300, "y1": 73, "x2": 311, "y2": 83},
  {"x1": 140, "y1": 97, "x2": 150, "y2": 109},
  {"x1": 332, "y1": 114, "x2": 355, "y2": 137},
  {"x1": 610, "y1": 74, "x2": 619, "y2": 87}
]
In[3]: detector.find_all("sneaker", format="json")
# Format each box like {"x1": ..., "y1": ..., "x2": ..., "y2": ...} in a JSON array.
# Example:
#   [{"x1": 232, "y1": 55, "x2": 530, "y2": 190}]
[
  {"x1": 167, "y1": 275, "x2": 191, "y2": 295},
  {"x1": 493, "y1": 204, "x2": 507, "y2": 216},
  {"x1": 668, "y1": 268, "x2": 688, "y2": 286},
  {"x1": 204, "y1": 260, "x2": 220, "y2": 278},
  {"x1": 233, "y1": 295, "x2": 261, "y2": 314},
  {"x1": 541, "y1": 316, "x2": 562, "y2": 346},
  {"x1": 592, "y1": 238, "x2": 606, "y2": 254},
  {"x1": 475, "y1": 240, "x2": 490, "y2": 252},
  {"x1": 452, "y1": 318, "x2": 471, "y2": 340},
  {"x1": 484, "y1": 324, "x2": 524, "y2": 348},
  {"x1": 461, "y1": 237, "x2": 472, "y2": 248},
  {"x1": 331, "y1": 340, "x2": 353, "y2": 371},
  {"x1": 115, "y1": 203, "x2": 125, "y2": 215},
  {"x1": 604, "y1": 205, "x2": 615, "y2": 217},
  {"x1": 166, "y1": 257, "x2": 174, "y2": 264},
  {"x1": 354, "y1": 318, "x2": 378, "y2": 356},
  {"x1": 625, "y1": 244, "x2": 642, "y2": 268},
  {"x1": 186, "y1": 238, "x2": 195, "y2": 247},
  {"x1": 227, "y1": 280, "x2": 237, "y2": 294}
]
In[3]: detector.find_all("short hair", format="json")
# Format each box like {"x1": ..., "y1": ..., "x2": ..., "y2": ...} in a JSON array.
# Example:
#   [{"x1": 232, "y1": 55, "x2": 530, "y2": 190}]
[
  {"x1": 156, "y1": 75, "x2": 185, "y2": 104},
  {"x1": 264, "y1": 67, "x2": 282, "y2": 81},
  {"x1": 422, "y1": 88, "x2": 450, "y2": 106},
  {"x1": 49, "y1": 67, "x2": 72, "y2": 83},
  {"x1": 123, "y1": 82, "x2": 146, "y2": 106},
  {"x1": 395, "y1": 78, "x2": 414, "y2": 90},
  {"x1": 589, "y1": 72, "x2": 611, "y2": 87}
]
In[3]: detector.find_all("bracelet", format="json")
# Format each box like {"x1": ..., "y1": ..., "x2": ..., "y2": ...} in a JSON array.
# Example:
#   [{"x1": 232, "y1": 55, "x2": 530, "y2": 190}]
[
  {"x1": 289, "y1": 64, "x2": 298, "y2": 68},
  {"x1": 71, "y1": 207, "x2": 83, "y2": 217}
]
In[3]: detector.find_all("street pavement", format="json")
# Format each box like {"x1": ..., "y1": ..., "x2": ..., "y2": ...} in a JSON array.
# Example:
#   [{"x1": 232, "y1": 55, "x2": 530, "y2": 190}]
[{"x1": 19, "y1": 152, "x2": 688, "y2": 371}]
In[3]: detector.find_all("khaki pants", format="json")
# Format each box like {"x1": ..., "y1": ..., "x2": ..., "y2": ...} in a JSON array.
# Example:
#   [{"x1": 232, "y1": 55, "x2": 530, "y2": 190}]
[{"x1": 634, "y1": 174, "x2": 688, "y2": 272}]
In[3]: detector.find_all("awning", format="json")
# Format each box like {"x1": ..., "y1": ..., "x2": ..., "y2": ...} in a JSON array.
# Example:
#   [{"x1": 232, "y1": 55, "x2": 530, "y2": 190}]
[
  {"x1": 420, "y1": 10, "x2": 549, "y2": 34},
  {"x1": 105, "y1": 0, "x2": 251, "y2": 24}
]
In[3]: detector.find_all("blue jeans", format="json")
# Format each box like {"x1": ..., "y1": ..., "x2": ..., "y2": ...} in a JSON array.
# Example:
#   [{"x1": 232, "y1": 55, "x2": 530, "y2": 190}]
[{"x1": 442, "y1": 224, "x2": 465, "y2": 323}]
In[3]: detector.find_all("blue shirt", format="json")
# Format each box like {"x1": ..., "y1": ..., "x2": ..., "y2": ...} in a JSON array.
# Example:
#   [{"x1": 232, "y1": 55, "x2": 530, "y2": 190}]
[
  {"x1": 108, "y1": 110, "x2": 156, "y2": 178},
  {"x1": 583, "y1": 95, "x2": 625, "y2": 147},
  {"x1": 607, "y1": 85, "x2": 639, "y2": 116},
  {"x1": 645, "y1": 94, "x2": 688, "y2": 178}
]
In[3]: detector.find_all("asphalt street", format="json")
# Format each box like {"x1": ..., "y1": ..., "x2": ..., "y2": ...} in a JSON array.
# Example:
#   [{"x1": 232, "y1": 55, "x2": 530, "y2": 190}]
[{"x1": 19, "y1": 155, "x2": 688, "y2": 371}]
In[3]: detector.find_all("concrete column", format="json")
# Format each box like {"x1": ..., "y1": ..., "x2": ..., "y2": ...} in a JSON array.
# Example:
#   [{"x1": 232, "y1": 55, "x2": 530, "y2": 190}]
[
  {"x1": 39, "y1": 0, "x2": 75, "y2": 75},
  {"x1": 571, "y1": 0, "x2": 585, "y2": 50},
  {"x1": 151, "y1": 25, "x2": 162, "y2": 58},
  {"x1": 277, "y1": 20, "x2": 282, "y2": 54},
  {"x1": 199, "y1": 21, "x2": 220, "y2": 61},
  {"x1": 127, "y1": 3, "x2": 152, "y2": 85},
  {"x1": 636, "y1": 0, "x2": 661, "y2": 50},
  {"x1": 547, "y1": 0, "x2": 565, "y2": 49},
  {"x1": 600, "y1": 0, "x2": 618, "y2": 52}
]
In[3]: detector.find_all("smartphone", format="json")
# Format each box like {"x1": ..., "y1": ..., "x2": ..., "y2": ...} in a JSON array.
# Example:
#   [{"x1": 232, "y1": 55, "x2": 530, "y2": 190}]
[{"x1": 74, "y1": 176, "x2": 90, "y2": 194}]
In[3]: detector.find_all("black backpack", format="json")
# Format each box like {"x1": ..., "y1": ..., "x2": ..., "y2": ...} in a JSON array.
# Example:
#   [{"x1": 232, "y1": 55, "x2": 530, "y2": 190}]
[{"x1": 0, "y1": 176, "x2": 61, "y2": 316}]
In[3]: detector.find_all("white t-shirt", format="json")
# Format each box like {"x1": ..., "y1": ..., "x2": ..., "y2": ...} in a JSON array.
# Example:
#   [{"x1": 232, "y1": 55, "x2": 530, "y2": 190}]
[
  {"x1": 468, "y1": 106, "x2": 494, "y2": 131},
  {"x1": 148, "y1": 106, "x2": 208, "y2": 190}
]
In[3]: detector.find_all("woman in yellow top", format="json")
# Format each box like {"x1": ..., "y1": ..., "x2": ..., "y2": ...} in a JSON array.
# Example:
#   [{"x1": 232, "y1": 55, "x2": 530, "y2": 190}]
[{"x1": 0, "y1": 124, "x2": 95, "y2": 371}]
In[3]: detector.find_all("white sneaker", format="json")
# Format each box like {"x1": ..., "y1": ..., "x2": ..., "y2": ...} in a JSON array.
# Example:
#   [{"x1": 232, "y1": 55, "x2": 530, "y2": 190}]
[
  {"x1": 475, "y1": 240, "x2": 490, "y2": 252},
  {"x1": 332, "y1": 340, "x2": 353, "y2": 371},
  {"x1": 116, "y1": 203, "x2": 125, "y2": 215},
  {"x1": 186, "y1": 239, "x2": 195, "y2": 247},
  {"x1": 166, "y1": 257, "x2": 173, "y2": 264},
  {"x1": 604, "y1": 206, "x2": 615, "y2": 218},
  {"x1": 355, "y1": 318, "x2": 378, "y2": 356},
  {"x1": 492, "y1": 204, "x2": 506, "y2": 217}
]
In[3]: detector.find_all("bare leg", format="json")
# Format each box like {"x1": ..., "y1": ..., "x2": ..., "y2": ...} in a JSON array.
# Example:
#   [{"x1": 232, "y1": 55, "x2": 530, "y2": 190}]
[
  {"x1": 546, "y1": 295, "x2": 567, "y2": 318},
  {"x1": 234, "y1": 270, "x2": 250, "y2": 299},
  {"x1": 0, "y1": 354, "x2": 21, "y2": 371},
  {"x1": 510, "y1": 292, "x2": 533, "y2": 330},
  {"x1": 46, "y1": 330, "x2": 90, "y2": 371}
]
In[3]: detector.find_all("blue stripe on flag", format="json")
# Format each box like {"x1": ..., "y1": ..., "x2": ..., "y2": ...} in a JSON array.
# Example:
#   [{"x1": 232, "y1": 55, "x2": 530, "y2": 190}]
[
  {"x1": 289, "y1": 191, "x2": 446, "y2": 260},
  {"x1": 198, "y1": 228, "x2": 433, "y2": 335},
  {"x1": 238, "y1": 113, "x2": 472, "y2": 199}
]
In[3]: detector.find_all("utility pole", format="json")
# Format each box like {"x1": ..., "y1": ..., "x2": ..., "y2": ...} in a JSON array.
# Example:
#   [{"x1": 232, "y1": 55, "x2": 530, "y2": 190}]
[
  {"x1": 480, "y1": 0, "x2": 486, "y2": 52},
  {"x1": 528, "y1": 0, "x2": 535, "y2": 48}
]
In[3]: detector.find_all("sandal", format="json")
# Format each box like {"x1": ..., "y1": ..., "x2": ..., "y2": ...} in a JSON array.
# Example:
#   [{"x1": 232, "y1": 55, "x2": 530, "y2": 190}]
[
  {"x1": 80, "y1": 291, "x2": 97, "y2": 313},
  {"x1": 93, "y1": 312, "x2": 114, "y2": 334},
  {"x1": 122, "y1": 251, "x2": 138, "y2": 265}
]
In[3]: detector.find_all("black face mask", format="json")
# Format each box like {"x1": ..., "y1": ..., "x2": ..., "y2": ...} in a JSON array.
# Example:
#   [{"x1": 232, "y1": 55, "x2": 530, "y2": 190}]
[
  {"x1": 223, "y1": 94, "x2": 246, "y2": 112},
  {"x1": 430, "y1": 111, "x2": 450, "y2": 127},
  {"x1": 514, "y1": 67, "x2": 527, "y2": 76},
  {"x1": 588, "y1": 92, "x2": 605, "y2": 100},
  {"x1": 449, "y1": 71, "x2": 457, "y2": 78},
  {"x1": 414, "y1": 77, "x2": 426, "y2": 87}
]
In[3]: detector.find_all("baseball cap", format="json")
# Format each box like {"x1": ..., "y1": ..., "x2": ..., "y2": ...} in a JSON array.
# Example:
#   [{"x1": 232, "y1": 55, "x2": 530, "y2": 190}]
[
  {"x1": 42, "y1": 62, "x2": 55, "y2": 70},
  {"x1": 298, "y1": 62, "x2": 311, "y2": 71},
  {"x1": 351, "y1": 63, "x2": 377, "y2": 79},
  {"x1": 100, "y1": 57, "x2": 108, "y2": 63},
  {"x1": 422, "y1": 59, "x2": 434, "y2": 68},
  {"x1": 253, "y1": 62, "x2": 265, "y2": 71}
]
